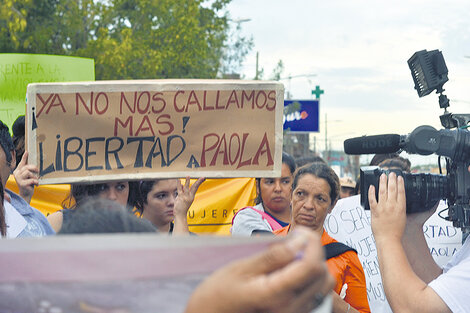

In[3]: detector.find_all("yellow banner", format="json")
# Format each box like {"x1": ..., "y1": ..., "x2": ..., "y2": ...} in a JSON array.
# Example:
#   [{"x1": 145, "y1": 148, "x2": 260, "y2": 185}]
[{"x1": 6, "y1": 177, "x2": 256, "y2": 235}]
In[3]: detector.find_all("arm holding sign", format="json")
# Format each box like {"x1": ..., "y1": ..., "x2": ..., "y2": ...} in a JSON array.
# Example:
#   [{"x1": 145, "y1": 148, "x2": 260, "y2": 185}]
[
  {"x1": 369, "y1": 173, "x2": 451, "y2": 313},
  {"x1": 13, "y1": 151, "x2": 39, "y2": 204}
]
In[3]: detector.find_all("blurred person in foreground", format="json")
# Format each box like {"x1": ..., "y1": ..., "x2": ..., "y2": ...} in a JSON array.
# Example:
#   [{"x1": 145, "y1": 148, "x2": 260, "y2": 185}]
[
  {"x1": 274, "y1": 162, "x2": 370, "y2": 313},
  {"x1": 369, "y1": 166, "x2": 470, "y2": 312},
  {"x1": 58, "y1": 197, "x2": 156, "y2": 234}
]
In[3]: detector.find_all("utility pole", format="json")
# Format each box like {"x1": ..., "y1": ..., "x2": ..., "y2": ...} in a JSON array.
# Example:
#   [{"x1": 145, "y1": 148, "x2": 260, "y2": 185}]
[
  {"x1": 255, "y1": 52, "x2": 259, "y2": 80},
  {"x1": 324, "y1": 113, "x2": 328, "y2": 152}
]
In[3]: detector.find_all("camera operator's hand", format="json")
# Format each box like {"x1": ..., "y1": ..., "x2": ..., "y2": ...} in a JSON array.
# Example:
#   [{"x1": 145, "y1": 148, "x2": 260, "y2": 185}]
[{"x1": 368, "y1": 172, "x2": 406, "y2": 243}]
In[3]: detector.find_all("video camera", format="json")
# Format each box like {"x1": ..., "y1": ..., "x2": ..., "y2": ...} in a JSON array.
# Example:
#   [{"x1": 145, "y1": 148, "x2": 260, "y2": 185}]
[{"x1": 344, "y1": 50, "x2": 470, "y2": 232}]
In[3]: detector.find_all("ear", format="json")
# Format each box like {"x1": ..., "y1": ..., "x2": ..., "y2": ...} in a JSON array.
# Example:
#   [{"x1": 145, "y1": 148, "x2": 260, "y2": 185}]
[{"x1": 9, "y1": 150, "x2": 16, "y2": 171}]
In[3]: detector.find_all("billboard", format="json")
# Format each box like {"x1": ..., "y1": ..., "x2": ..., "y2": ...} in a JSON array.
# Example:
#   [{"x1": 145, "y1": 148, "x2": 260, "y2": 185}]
[{"x1": 283, "y1": 99, "x2": 319, "y2": 132}]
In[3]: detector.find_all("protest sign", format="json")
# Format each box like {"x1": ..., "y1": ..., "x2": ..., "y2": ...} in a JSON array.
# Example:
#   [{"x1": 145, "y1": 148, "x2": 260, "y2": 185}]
[
  {"x1": 0, "y1": 54, "x2": 94, "y2": 129},
  {"x1": 26, "y1": 80, "x2": 284, "y2": 184},
  {"x1": 324, "y1": 195, "x2": 462, "y2": 313}
]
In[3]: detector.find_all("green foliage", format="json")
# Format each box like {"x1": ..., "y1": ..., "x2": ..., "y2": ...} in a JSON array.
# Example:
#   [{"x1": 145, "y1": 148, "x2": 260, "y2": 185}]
[
  {"x1": 270, "y1": 59, "x2": 284, "y2": 81},
  {"x1": 219, "y1": 21, "x2": 253, "y2": 77},
  {"x1": 0, "y1": 0, "x2": 251, "y2": 80}
]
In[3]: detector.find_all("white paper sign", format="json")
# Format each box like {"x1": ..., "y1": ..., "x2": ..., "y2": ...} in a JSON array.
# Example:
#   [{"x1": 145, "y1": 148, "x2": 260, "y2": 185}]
[{"x1": 324, "y1": 195, "x2": 462, "y2": 313}]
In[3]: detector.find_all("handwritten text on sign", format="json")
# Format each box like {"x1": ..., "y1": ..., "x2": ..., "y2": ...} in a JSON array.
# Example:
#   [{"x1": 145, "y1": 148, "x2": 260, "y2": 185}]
[{"x1": 27, "y1": 81, "x2": 284, "y2": 184}]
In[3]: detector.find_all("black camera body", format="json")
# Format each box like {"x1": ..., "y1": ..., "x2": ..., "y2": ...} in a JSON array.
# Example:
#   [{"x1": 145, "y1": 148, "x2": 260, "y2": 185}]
[
  {"x1": 357, "y1": 126, "x2": 470, "y2": 231},
  {"x1": 345, "y1": 50, "x2": 470, "y2": 232},
  {"x1": 360, "y1": 166, "x2": 449, "y2": 214}
]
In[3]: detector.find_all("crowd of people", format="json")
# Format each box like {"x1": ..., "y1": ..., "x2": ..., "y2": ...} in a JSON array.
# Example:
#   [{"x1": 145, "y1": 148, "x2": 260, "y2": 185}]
[{"x1": 1, "y1": 114, "x2": 469, "y2": 313}]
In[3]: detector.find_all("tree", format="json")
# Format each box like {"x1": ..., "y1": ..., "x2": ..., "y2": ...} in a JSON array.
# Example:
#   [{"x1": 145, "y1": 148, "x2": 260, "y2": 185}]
[
  {"x1": 270, "y1": 59, "x2": 284, "y2": 81},
  {"x1": 0, "y1": 0, "x2": 251, "y2": 80},
  {"x1": 218, "y1": 21, "x2": 253, "y2": 78},
  {"x1": 0, "y1": 0, "x2": 60, "y2": 53}
]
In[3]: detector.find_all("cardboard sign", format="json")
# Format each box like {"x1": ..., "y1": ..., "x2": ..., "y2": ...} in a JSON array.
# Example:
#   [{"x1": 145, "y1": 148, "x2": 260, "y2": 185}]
[
  {"x1": 324, "y1": 195, "x2": 462, "y2": 313},
  {"x1": 0, "y1": 53, "x2": 94, "y2": 129},
  {"x1": 26, "y1": 80, "x2": 284, "y2": 184}
]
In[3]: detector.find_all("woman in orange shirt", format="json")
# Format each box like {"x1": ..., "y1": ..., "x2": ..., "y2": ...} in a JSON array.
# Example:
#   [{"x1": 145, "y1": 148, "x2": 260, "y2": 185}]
[{"x1": 274, "y1": 162, "x2": 370, "y2": 313}]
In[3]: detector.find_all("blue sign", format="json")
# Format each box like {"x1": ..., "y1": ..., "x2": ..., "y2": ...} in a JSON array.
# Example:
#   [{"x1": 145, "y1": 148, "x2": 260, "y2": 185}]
[{"x1": 283, "y1": 100, "x2": 319, "y2": 132}]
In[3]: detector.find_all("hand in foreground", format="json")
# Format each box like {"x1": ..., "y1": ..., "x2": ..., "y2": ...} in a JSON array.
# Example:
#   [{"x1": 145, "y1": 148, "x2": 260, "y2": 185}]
[
  {"x1": 369, "y1": 172, "x2": 406, "y2": 243},
  {"x1": 185, "y1": 227, "x2": 335, "y2": 313},
  {"x1": 174, "y1": 177, "x2": 205, "y2": 217},
  {"x1": 13, "y1": 151, "x2": 39, "y2": 203}
]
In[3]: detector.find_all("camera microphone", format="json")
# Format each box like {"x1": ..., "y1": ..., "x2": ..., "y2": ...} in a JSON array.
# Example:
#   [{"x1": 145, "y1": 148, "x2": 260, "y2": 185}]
[{"x1": 343, "y1": 134, "x2": 404, "y2": 155}]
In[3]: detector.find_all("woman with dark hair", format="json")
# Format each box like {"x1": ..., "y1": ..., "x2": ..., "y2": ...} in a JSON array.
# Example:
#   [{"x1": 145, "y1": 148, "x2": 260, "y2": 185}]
[
  {"x1": 231, "y1": 152, "x2": 296, "y2": 235},
  {"x1": 136, "y1": 177, "x2": 205, "y2": 234},
  {"x1": 274, "y1": 162, "x2": 370, "y2": 313},
  {"x1": 59, "y1": 197, "x2": 157, "y2": 234},
  {"x1": 47, "y1": 181, "x2": 140, "y2": 233},
  {"x1": 11, "y1": 115, "x2": 25, "y2": 167}
]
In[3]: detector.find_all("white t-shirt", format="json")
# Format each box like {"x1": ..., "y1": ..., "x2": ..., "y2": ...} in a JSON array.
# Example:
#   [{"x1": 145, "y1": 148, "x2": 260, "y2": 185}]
[
  {"x1": 429, "y1": 235, "x2": 470, "y2": 313},
  {"x1": 231, "y1": 203, "x2": 272, "y2": 236}
]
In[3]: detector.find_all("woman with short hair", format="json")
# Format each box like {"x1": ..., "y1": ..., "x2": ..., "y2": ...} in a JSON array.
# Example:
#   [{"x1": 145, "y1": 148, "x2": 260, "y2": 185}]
[
  {"x1": 274, "y1": 162, "x2": 370, "y2": 313},
  {"x1": 47, "y1": 181, "x2": 140, "y2": 233}
]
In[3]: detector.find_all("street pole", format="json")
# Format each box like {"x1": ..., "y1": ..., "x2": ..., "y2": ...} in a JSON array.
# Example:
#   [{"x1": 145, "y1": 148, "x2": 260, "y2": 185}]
[
  {"x1": 255, "y1": 52, "x2": 259, "y2": 80},
  {"x1": 324, "y1": 113, "x2": 327, "y2": 153}
]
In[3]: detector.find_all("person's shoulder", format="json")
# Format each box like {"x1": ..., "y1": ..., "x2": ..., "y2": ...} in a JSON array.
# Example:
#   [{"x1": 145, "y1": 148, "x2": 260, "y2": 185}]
[
  {"x1": 339, "y1": 247, "x2": 363, "y2": 271},
  {"x1": 321, "y1": 230, "x2": 337, "y2": 244},
  {"x1": 231, "y1": 205, "x2": 272, "y2": 235},
  {"x1": 273, "y1": 225, "x2": 290, "y2": 236},
  {"x1": 235, "y1": 206, "x2": 264, "y2": 218},
  {"x1": 5, "y1": 189, "x2": 34, "y2": 215}
]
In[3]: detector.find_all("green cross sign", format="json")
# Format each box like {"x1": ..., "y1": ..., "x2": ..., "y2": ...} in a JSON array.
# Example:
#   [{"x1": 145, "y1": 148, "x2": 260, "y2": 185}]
[{"x1": 311, "y1": 85, "x2": 324, "y2": 99}]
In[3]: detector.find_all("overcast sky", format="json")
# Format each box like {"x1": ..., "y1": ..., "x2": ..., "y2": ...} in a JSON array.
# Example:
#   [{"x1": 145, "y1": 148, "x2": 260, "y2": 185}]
[{"x1": 226, "y1": 0, "x2": 470, "y2": 163}]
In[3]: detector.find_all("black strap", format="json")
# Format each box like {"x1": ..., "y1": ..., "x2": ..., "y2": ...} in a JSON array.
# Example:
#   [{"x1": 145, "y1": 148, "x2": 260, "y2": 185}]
[{"x1": 324, "y1": 242, "x2": 357, "y2": 260}]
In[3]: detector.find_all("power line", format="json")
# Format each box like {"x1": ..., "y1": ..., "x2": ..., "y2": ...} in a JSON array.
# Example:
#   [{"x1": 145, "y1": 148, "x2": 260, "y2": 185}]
[{"x1": 279, "y1": 74, "x2": 317, "y2": 80}]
